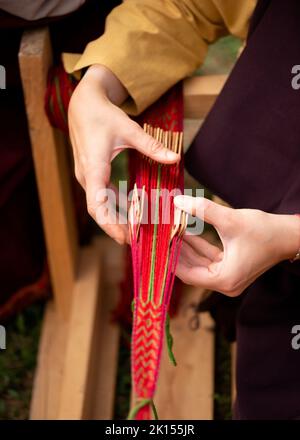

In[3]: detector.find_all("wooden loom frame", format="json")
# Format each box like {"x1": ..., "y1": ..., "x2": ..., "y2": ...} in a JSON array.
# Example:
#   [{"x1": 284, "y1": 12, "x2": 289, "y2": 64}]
[{"x1": 18, "y1": 27, "x2": 234, "y2": 420}]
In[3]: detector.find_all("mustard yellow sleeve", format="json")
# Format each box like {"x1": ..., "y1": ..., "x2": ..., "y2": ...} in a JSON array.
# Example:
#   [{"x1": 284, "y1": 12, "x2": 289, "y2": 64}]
[{"x1": 63, "y1": 0, "x2": 256, "y2": 115}]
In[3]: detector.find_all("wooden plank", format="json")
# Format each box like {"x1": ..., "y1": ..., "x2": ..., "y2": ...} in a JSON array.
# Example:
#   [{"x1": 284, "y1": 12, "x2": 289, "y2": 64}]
[
  {"x1": 58, "y1": 241, "x2": 102, "y2": 419},
  {"x1": 18, "y1": 28, "x2": 78, "y2": 319},
  {"x1": 184, "y1": 74, "x2": 227, "y2": 119},
  {"x1": 31, "y1": 237, "x2": 122, "y2": 420},
  {"x1": 183, "y1": 119, "x2": 203, "y2": 153},
  {"x1": 30, "y1": 301, "x2": 68, "y2": 419},
  {"x1": 90, "y1": 237, "x2": 124, "y2": 419},
  {"x1": 155, "y1": 286, "x2": 215, "y2": 420}
]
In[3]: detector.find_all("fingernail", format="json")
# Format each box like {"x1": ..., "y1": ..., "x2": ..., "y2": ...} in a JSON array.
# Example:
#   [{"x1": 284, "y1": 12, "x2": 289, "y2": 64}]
[
  {"x1": 174, "y1": 195, "x2": 185, "y2": 208},
  {"x1": 165, "y1": 150, "x2": 179, "y2": 160}
]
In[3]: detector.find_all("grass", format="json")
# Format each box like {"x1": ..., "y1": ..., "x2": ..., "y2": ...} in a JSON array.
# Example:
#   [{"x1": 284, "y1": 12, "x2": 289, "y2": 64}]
[
  {"x1": 0, "y1": 303, "x2": 44, "y2": 419},
  {"x1": 113, "y1": 329, "x2": 132, "y2": 420},
  {"x1": 214, "y1": 328, "x2": 232, "y2": 420},
  {"x1": 197, "y1": 35, "x2": 242, "y2": 76}
]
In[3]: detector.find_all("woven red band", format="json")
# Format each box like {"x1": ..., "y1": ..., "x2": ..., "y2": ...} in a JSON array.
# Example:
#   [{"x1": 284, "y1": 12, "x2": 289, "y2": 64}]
[{"x1": 290, "y1": 214, "x2": 300, "y2": 263}]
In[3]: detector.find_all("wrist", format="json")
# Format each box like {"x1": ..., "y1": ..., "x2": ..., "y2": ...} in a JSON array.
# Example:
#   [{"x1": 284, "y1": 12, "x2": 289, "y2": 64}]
[
  {"x1": 84, "y1": 64, "x2": 128, "y2": 106},
  {"x1": 270, "y1": 213, "x2": 300, "y2": 261}
]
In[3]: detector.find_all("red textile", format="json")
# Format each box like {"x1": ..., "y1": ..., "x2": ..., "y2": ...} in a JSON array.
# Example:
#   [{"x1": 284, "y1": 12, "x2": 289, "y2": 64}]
[{"x1": 128, "y1": 84, "x2": 185, "y2": 419}]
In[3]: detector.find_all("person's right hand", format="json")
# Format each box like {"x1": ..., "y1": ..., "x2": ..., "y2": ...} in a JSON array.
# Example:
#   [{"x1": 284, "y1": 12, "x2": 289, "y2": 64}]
[{"x1": 68, "y1": 64, "x2": 179, "y2": 244}]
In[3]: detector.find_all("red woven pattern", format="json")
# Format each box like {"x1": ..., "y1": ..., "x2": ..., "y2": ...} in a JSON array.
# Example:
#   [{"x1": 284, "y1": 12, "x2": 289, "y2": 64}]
[{"x1": 129, "y1": 84, "x2": 184, "y2": 420}]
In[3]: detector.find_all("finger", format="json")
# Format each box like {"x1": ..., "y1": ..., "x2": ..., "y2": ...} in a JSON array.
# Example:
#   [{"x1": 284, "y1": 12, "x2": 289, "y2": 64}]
[
  {"x1": 183, "y1": 234, "x2": 223, "y2": 261},
  {"x1": 174, "y1": 195, "x2": 232, "y2": 229},
  {"x1": 95, "y1": 195, "x2": 129, "y2": 245},
  {"x1": 176, "y1": 259, "x2": 222, "y2": 289},
  {"x1": 97, "y1": 206, "x2": 129, "y2": 244},
  {"x1": 180, "y1": 241, "x2": 212, "y2": 267},
  {"x1": 124, "y1": 123, "x2": 179, "y2": 164},
  {"x1": 108, "y1": 182, "x2": 128, "y2": 214},
  {"x1": 84, "y1": 162, "x2": 110, "y2": 217},
  {"x1": 84, "y1": 163, "x2": 128, "y2": 244}
]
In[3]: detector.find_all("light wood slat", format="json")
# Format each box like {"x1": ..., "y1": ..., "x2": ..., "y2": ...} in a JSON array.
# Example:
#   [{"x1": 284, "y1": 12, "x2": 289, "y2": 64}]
[
  {"x1": 58, "y1": 241, "x2": 102, "y2": 419},
  {"x1": 30, "y1": 237, "x2": 122, "y2": 420},
  {"x1": 90, "y1": 237, "x2": 124, "y2": 419},
  {"x1": 155, "y1": 287, "x2": 215, "y2": 420},
  {"x1": 18, "y1": 27, "x2": 78, "y2": 319},
  {"x1": 184, "y1": 74, "x2": 228, "y2": 119},
  {"x1": 30, "y1": 301, "x2": 68, "y2": 419}
]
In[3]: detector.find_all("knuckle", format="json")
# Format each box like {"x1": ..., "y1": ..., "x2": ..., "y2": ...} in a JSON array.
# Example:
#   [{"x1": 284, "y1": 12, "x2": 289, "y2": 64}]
[
  {"x1": 74, "y1": 166, "x2": 83, "y2": 183},
  {"x1": 128, "y1": 120, "x2": 140, "y2": 134},
  {"x1": 223, "y1": 288, "x2": 242, "y2": 297},
  {"x1": 125, "y1": 121, "x2": 140, "y2": 141},
  {"x1": 87, "y1": 202, "x2": 96, "y2": 218},
  {"x1": 222, "y1": 282, "x2": 242, "y2": 297},
  {"x1": 147, "y1": 138, "x2": 162, "y2": 154},
  {"x1": 179, "y1": 275, "x2": 193, "y2": 286},
  {"x1": 219, "y1": 276, "x2": 238, "y2": 296},
  {"x1": 115, "y1": 236, "x2": 126, "y2": 245}
]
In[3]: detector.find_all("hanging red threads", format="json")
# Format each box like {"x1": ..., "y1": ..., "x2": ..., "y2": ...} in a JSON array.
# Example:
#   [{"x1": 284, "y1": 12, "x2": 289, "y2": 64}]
[
  {"x1": 128, "y1": 124, "x2": 187, "y2": 420},
  {"x1": 113, "y1": 84, "x2": 185, "y2": 333}
]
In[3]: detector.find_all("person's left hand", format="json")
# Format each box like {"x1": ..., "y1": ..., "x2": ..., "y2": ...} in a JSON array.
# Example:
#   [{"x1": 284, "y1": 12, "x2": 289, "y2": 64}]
[{"x1": 174, "y1": 195, "x2": 300, "y2": 296}]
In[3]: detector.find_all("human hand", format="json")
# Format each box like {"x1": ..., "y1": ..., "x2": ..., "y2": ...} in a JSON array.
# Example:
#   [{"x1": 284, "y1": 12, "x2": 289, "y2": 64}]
[
  {"x1": 174, "y1": 195, "x2": 300, "y2": 296},
  {"x1": 68, "y1": 64, "x2": 179, "y2": 244}
]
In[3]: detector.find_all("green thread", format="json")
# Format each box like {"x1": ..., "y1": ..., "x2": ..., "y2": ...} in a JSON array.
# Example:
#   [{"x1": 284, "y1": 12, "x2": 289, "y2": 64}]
[
  {"x1": 159, "y1": 250, "x2": 170, "y2": 306},
  {"x1": 127, "y1": 398, "x2": 158, "y2": 420},
  {"x1": 148, "y1": 166, "x2": 161, "y2": 302},
  {"x1": 54, "y1": 75, "x2": 67, "y2": 124},
  {"x1": 151, "y1": 400, "x2": 159, "y2": 420},
  {"x1": 131, "y1": 299, "x2": 135, "y2": 313},
  {"x1": 165, "y1": 313, "x2": 177, "y2": 366},
  {"x1": 49, "y1": 94, "x2": 54, "y2": 118}
]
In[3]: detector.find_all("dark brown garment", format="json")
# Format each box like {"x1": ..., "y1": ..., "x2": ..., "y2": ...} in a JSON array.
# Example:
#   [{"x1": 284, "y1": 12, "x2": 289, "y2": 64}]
[{"x1": 186, "y1": 0, "x2": 300, "y2": 419}]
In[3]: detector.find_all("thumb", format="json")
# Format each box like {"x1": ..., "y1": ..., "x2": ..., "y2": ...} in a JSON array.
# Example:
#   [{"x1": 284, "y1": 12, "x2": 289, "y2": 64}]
[
  {"x1": 174, "y1": 195, "x2": 232, "y2": 229},
  {"x1": 84, "y1": 164, "x2": 128, "y2": 244},
  {"x1": 85, "y1": 162, "x2": 110, "y2": 219},
  {"x1": 125, "y1": 123, "x2": 179, "y2": 164}
]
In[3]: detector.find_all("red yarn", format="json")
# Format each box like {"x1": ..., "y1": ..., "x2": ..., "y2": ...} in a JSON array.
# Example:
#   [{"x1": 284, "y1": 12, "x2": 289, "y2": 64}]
[
  {"x1": 129, "y1": 84, "x2": 185, "y2": 420},
  {"x1": 44, "y1": 65, "x2": 78, "y2": 133}
]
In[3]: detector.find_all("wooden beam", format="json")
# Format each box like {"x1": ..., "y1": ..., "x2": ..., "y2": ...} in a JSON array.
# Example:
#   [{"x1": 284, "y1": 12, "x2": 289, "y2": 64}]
[
  {"x1": 30, "y1": 300, "x2": 68, "y2": 419},
  {"x1": 18, "y1": 28, "x2": 78, "y2": 319},
  {"x1": 90, "y1": 237, "x2": 123, "y2": 419},
  {"x1": 58, "y1": 242, "x2": 102, "y2": 419},
  {"x1": 184, "y1": 74, "x2": 227, "y2": 119},
  {"x1": 155, "y1": 287, "x2": 215, "y2": 420},
  {"x1": 30, "y1": 237, "x2": 122, "y2": 420}
]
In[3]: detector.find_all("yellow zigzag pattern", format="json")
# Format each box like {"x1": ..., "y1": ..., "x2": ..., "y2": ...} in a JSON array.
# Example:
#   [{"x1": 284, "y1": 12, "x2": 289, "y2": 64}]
[
  {"x1": 136, "y1": 325, "x2": 159, "y2": 337},
  {"x1": 135, "y1": 345, "x2": 157, "y2": 356},
  {"x1": 139, "y1": 299, "x2": 162, "y2": 309},
  {"x1": 135, "y1": 367, "x2": 155, "y2": 380},
  {"x1": 134, "y1": 302, "x2": 163, "y2": 391},
  {"x1": 137, "y1": 306, "x2": 162, "y2": 319},
  {"x1": 135, "y1": 338, "x2": 158, "y2": 349}
]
